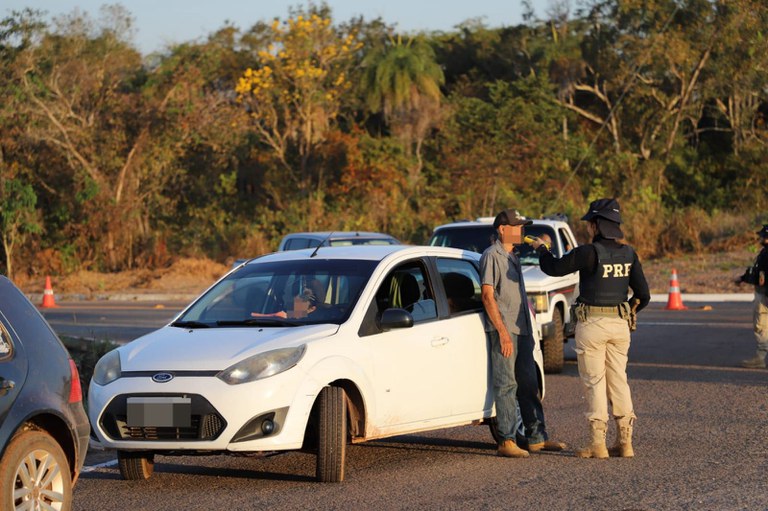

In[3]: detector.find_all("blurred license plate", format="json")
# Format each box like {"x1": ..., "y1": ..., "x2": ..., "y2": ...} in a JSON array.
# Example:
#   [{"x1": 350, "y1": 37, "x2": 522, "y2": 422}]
[{"x1": 127, "y1": 397, "x2": 191, "y2": 427}]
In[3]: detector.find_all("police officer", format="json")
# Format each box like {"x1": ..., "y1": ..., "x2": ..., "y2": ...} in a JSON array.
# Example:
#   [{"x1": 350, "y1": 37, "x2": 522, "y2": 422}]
[
  {"x1": 528, "y1": 198, "x2": 650, "y2": 459},
  {"x1": 735, "y1": 224, "x2": 768, "y2": 369}
]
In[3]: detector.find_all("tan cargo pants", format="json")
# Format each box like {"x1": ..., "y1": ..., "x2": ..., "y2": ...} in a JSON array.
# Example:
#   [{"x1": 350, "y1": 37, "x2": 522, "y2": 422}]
[
  {"x1": 753, "y1": 292, "x2": 768, "y2": 355},
  {"x1": 574, "y1": 315, "x2": 636, "y2": 423}
]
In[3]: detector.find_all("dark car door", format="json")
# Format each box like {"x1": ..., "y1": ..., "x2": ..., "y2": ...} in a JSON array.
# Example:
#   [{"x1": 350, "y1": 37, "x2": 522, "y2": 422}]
[{"x1": 0, "y1": 305, "x2": 28, "y2": 429}]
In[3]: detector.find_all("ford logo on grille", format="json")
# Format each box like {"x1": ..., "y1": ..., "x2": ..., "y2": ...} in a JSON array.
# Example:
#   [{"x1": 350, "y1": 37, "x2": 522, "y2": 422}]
[{"x1": 152, "y1": 372, "x2": 174, "y2": 383}]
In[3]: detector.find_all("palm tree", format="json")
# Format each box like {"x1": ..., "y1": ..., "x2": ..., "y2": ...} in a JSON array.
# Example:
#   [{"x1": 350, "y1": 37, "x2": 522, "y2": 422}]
[{"x1": 360, "y1": 35, "x2": 445, "y2": 180}]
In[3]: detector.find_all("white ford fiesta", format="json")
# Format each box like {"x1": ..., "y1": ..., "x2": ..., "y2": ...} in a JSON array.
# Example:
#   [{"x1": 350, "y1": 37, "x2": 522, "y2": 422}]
[{"x1": 88, "y1": 245, "x2": 545, "y2": 482}]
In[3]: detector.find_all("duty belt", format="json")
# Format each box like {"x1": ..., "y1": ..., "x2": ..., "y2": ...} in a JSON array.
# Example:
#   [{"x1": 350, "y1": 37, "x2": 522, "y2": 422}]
[{"x1": 582, "y1": 304, "x2": 621, "y2": 317}]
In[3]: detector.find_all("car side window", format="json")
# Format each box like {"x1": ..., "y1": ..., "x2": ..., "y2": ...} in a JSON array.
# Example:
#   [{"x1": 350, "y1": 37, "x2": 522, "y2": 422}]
[
  {"x1": 377, "y1": 263, "x2": 437, "y2": 321},
  {"x1": 436, "y1": 258, "x2": 483, "y2": 315},
  {"x1": 0, "y1": 322, "x2": 12, "y2": 360},
  {"x1": 558, "y1": 228, "x2": 573, "y2": 253}
]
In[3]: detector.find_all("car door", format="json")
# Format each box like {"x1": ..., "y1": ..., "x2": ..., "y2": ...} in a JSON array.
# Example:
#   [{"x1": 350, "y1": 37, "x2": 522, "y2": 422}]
[
  {"x1": 361, "y1": 259, "x2": 451, "y2": 432},
  {"x1": 434, "y1": 257, "x2": 494, "y2": 418},
  {"x1": 0, "y1": 310, "x2": 28, "y2": 428}
]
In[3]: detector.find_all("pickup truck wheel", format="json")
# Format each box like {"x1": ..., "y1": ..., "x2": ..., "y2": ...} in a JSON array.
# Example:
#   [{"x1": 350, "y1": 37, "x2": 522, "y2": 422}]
[
  {"x1": 316, "y1": 386, "x2": 347, "y2": 483},
  {"x1": 542, "y1": 307, "x2": 565, "y2": 373},
  {"x1": 117, "y1": 451, "x2": 154, "y2": 481}
]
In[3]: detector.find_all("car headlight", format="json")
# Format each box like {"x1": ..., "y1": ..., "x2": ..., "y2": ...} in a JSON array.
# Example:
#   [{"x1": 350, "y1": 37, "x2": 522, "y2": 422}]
[
  {"x1": 92, "y1": 349, "x2": 122, "y2": 386},
  {"x1": 217, "y1": 345, "x2": 306, "y2": 385},
  {"x1": 529, "y1": 293, "x2": 548, "y2": 313}
]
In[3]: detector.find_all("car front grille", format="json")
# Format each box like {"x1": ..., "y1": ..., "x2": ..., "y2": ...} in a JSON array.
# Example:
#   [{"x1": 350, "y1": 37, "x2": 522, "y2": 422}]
[{"x1": 100, "y1": 393, "x2": 227, "y2": 442}]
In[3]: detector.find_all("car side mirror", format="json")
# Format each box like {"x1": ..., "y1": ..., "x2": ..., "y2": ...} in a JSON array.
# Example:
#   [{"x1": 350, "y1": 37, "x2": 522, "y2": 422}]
[{"x1": 379, "y1": 308, "x2": 414, "y2": 331}]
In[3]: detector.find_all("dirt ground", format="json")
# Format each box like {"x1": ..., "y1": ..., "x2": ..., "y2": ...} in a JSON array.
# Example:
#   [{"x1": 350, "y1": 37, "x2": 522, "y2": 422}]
[{"x1": 14, "y1": 248, "x2": 759, "y2": 299}]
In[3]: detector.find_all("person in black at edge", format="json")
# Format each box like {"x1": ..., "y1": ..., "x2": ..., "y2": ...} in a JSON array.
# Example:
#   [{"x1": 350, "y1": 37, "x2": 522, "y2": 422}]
[
  {"x1": 734, "y1": 224, "x2": 768, "y2": 368},
  {"x1": 528, "y1": 198, "x2": 650, "y2": 459}
]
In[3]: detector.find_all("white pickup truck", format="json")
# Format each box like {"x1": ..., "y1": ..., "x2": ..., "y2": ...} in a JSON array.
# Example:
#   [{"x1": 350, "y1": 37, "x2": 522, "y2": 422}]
[{"x1": 428, "y1": 215, "x2": 580, "y2": 373}]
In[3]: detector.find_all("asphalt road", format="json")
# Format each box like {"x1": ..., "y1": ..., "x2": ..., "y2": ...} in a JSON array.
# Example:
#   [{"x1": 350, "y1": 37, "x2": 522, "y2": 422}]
[{"x1": 65, "y1": 301, "x2": 768, "y2": 510}]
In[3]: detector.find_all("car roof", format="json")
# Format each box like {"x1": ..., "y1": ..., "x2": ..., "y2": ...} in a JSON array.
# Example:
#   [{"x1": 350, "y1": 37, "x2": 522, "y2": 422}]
[
  {"x1": 281, "y1": 231, "x2": 398, "y2": 241},
  {"x1": 246, "y1": 244, "x2": 477, "y2": 264},
  {"x1": 432, "y1": 217, "x2": 567, "y2": 232}
]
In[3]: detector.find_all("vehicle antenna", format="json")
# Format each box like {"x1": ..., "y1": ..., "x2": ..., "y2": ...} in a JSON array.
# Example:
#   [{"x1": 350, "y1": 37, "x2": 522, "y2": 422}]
[{"x1": 310, "y1": 232, "x2": 335, "y2": 258}]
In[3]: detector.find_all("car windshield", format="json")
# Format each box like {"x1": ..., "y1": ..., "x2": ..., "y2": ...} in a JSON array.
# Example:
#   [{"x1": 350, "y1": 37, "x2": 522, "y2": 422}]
[
  {"x1": 429, "y1": 225, "x2": 560, "y2": 264},
  {"x1": 176, "y1": 259, "x2": 378, "y2": 327}
]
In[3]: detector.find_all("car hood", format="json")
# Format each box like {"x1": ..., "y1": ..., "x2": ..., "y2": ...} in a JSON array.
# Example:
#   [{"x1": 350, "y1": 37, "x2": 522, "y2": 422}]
[
  {"x1": 119, "y1": 324, "x2": 339, "y2": 371},
  {"x1": 521, "y1": 265, "x2": 577, "y2": 292}
]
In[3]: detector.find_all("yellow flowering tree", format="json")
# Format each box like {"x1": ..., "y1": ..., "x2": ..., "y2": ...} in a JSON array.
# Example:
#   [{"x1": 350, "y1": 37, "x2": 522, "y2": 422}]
[{"x1": 236, "y1": 13, "x2": 361, "y2": 186}]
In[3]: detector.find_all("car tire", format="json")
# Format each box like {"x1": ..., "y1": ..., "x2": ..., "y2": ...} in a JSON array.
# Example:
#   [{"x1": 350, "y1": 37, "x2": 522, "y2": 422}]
[
  {"x1": 117, "y1": 451, "x2": 155, "y2": 481},
  {"x1": 316, "y1": 386, "x2": 347, "y2": 483},
  {"x1": 542, "y1": 307, "x2": 565, "y2": 374},
  {"x1": 0, "y1": 428, "x2": 72, "y2": 511}
]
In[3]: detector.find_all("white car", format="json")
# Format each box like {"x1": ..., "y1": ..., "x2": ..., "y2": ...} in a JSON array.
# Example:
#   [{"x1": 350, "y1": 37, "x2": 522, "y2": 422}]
[
  {"x1": 429, "y1": 216, "x2": 580, "y2": 373},
  {"x1": 88, "y1": 246, "x2": 544, "y2": 482}
]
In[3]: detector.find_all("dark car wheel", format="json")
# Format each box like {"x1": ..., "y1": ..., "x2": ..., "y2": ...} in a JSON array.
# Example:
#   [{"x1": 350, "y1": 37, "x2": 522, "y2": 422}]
[
  {"x1": 542, "y1": 307, "x2": 565, "y2": 373},
  {"x1": 0, "y1": 429, "x2": 72, "y2": 511},
  {"x1": 316, "y1": 386, "x2": 347, "y2": 483},
  {"x1": 117, "y1": 451, "x2": 155, "y2": 481}
]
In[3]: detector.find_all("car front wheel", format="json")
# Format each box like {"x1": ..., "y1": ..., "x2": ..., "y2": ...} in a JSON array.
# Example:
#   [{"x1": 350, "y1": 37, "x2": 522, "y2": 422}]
[
  {"x1": 316, "y1": 386, "x2": 347, "y2": 483},
  {"x1": 117, "y1": 451, "x2": 155, "y2": 480},
  {"x1": 0, "y1": 429, "x2": 72, "y2": 511}
]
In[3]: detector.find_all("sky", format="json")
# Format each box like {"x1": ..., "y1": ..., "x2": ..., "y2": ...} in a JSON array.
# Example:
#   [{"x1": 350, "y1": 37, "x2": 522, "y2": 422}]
[{"x1": 3, "y1": 0, "x2": 554, "y2": 55}]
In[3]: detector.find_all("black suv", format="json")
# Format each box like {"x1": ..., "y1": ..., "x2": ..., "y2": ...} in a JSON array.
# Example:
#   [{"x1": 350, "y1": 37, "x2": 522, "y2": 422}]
[{"x1": 0, "y1": 276, "x2": 90, "y2": 510}]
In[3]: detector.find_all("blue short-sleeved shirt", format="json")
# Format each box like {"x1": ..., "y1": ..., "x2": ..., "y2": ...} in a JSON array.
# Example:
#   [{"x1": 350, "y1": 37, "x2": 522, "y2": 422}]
[{"x1": 480, "y1": 239, "x2": 531, "y2": 336}]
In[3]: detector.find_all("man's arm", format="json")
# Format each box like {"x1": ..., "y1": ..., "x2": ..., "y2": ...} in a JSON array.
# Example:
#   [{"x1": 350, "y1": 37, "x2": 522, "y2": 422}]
[{"x1": 482, "y1": 284, "x2": 513, "y2": 358}]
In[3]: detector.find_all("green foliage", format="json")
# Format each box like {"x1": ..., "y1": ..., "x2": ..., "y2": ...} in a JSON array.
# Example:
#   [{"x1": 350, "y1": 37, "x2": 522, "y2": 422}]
[{"x1": 0, "y1": 0, "x2": 766, "y2": 275}]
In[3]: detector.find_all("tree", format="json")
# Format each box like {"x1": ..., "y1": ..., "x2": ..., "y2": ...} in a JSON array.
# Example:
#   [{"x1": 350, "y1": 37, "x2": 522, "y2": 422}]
[
  {"x1": 0, "y1": 164, "x2": 41, "y2": 280},
  {"x1": 235, "y1": 10, "x2": 361, "y2": 192},
  {"x1": 360, "y1": 35, "x2": 444, "y2": 182}
]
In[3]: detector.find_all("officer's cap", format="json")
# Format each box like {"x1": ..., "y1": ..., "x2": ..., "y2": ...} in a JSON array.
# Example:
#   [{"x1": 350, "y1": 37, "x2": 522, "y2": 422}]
[
  {"x1": 582, "y1": 198, "x2": 624, "y2": 240},
  {"x1": 581, "y1": 198, "x2": 622, "y2": 224},
  {"x1": 757, "y1": 224, "x2": 768, "y2": 238},
  {"x1": 493, "y1": 209, "x2": 532, "y2": 229}
]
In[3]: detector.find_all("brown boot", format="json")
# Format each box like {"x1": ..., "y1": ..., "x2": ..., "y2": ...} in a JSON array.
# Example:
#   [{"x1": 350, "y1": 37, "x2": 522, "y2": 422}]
[
  {"x1": 527, "y1": 439, "x2": 567, "y2": 452},
  {"x1": 741, "y1": 354, "x2": 766, "y2": 368},
  {"x1": 608, "y1": 418, "x2": 634, "y2": 458},
  {"x1": 576, "y1": 420, "x2": 609, "y2": 459},
  {"x1": 497, "y1": 439, "x2": 530, "y2": 458}
]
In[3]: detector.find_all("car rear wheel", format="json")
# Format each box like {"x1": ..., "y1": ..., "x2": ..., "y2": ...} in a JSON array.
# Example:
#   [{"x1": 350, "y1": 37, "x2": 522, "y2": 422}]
[
  {"x1": 316, "y1": 386, "x2": 347, "y2": 483},
  {"x1": 117, "y1": 451, "x2": 155, "y2": 481},
  {"x1": 0, "y1": 429, "x2": 72, "y2": 511},
  {"x1": 542, "y1": 307, "x2": 565, "y2": 373}
]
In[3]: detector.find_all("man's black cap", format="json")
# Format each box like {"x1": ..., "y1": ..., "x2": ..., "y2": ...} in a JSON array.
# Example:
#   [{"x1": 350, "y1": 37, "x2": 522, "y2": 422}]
[
  {"x1": 493, "y1": 209, "x2": 532, "y2": 229},
  {"x1": 581, "y1": 198, "x2": 624, "y2": 239},
  {"x1": 757, "y1": 224, "x2": 768, "y2": 238}
]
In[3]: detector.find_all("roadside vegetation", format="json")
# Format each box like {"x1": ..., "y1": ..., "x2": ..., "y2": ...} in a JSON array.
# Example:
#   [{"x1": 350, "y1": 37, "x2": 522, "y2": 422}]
[{"x1": 1, "y1": 0, "x2": 767, "y2": 283}]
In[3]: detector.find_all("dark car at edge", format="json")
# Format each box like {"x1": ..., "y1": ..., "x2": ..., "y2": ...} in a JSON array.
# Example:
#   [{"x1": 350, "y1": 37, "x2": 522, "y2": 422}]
[{"x1": 0, "y1": 276, "x2": 90, "y2": 511}]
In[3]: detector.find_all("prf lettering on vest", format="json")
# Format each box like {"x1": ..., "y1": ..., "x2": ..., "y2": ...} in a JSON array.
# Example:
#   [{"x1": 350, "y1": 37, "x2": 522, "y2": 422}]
[{"x1": 602, "y1": 263, "x2": 632, "y2": 278}]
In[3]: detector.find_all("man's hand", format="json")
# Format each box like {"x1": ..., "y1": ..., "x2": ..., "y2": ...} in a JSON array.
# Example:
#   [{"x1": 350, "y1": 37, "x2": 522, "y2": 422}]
[{"x1": 500, "y1": 331, "x2": 514, "y2": 358}]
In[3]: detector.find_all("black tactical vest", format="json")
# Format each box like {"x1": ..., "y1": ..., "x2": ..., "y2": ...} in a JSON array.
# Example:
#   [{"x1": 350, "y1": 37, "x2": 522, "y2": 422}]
[{"x1": 579, "y1": 242, "x2": 635, "y2": 306}]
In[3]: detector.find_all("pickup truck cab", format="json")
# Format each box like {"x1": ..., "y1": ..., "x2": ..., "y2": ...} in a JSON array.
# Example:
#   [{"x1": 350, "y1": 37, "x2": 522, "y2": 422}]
[{"x1": 428, "y1": 216, "x2": 579, "y2": 373}]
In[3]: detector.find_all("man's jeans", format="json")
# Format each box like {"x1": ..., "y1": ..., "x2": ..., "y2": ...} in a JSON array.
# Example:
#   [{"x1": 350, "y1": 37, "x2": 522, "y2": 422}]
[
  {"x1": 515, "y1": 332, "x2": 548, "y2": 445},
  {"x1": 489, "y1": 329, "x2": 520, "y2": 442}
]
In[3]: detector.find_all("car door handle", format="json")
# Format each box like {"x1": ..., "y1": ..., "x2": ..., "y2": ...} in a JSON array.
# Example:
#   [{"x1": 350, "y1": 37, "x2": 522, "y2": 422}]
[{"x1": 431, "y1": 337, "x2": 449, "y2": 347}]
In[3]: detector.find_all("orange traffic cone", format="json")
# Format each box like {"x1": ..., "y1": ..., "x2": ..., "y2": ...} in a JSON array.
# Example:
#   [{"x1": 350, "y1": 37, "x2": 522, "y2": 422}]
[
  {"x1": 664, "y1": 269, "x2": 687, "y2": 310},
  {"x1": 41, "y1": 276, "x2": 58, "y2": 308}
]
